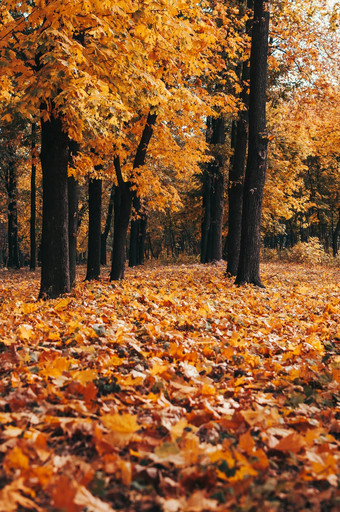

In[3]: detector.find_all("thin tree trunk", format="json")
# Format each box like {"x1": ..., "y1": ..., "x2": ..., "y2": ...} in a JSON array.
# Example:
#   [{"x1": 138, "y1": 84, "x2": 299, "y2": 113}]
[
  {"x1": 7, "y1": 164, "x2": 20, "y2": 268},
  {"x1": 129, "y1": 195, "x2": 147, "y2": 267},
  {"x1": 68, "y1": 138, "x2": 80, "y2": 287},
  {"x1": 30, "y1": 123, "x2": 37, "y2": 271},
  {"x1": 68, "y1": 176, "x2": 79, "y2": 287},
  {"x1": 201, "y1": 116, "x2": 225, "y2": 263},
  {"x1": 210, "y1": 157, "x2": 224, "y2": 261},
  {"x1": 39, "y1": 110, "x2": 70, "y2": 299},
  {"x1": 129, "y1": 212, "x2": 139, "y2": 267},
  {"x1": 332, "y1": 209, "x2": 340, "y2": 257},
  {"x1": 138, "y1": 214, "x2": 147, "y2": 265},
  {"x1": 227, "y1": 2, "x2": 252, "y2": 275},
  {"x1": 110, "y1": 180, "x2": 132, "y2": 280},
  {"x1": 201, "y1": 170, "x2": 212, "y2": 263},
  {"x1": 101, "y1": 184, "x2": 115, "y2": 265},
  {"x1": 110, "y1": 112, "x2": 157, "y2": 281},
  {"x1": 86, "y1": 178, "x2": 102, "y2": 280},
  {"x1": 235, "y1": 0, "x2": 270, "y2": 287}
]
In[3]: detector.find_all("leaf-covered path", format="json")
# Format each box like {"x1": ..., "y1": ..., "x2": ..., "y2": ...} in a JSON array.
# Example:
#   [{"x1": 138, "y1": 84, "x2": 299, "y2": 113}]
[{"x1": 0, "y1": 263, "x2": 339, "y2": 511}]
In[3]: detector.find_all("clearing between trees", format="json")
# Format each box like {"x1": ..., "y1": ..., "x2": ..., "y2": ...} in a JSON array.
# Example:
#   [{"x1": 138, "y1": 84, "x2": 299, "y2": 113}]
[{"x1": 0, "y1": 262, "x2": 339, "y2": 511}]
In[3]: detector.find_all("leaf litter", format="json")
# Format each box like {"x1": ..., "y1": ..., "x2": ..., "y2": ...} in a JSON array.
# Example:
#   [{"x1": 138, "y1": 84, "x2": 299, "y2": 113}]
[{"x1": 0, "y1": 262, "x2": 339, "y2": 511}]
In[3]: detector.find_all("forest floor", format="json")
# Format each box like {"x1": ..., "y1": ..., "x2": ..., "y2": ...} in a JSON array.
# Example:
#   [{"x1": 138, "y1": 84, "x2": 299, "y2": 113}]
[{"x1": 0, "y1": 262, "x2": 339, "y2": 512}]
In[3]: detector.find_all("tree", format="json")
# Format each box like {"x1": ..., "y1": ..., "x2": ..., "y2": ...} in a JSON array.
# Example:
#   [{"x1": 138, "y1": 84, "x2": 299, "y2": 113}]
[
  {"x1": 101, "y1": 184, "x2": 115, "y2": 265},
  {"x1": 30, "y1": 123, "x2": 37, "y2": 271},
  {"x1": 39, "y1": 110, "x2": 70, "y2": 298},
  {"x1": 129, "y1": 195, "x2": 147, "y2": 267},
  {"x1": 85, "y1": 177, "x2": 102, "y2": 281},
  {"x1": 0, "y1": 0, "x2": 249, "y2": 292},
  {"x1": 333, "y1": 209, "x2": 340, "y2": 257},
  {"x1": 7, "y1": 161, "x2": 20, "y2": 268},
  {"x1": 226, "y1": 0, "x2": 253, "y2": 276},
  {"x1": 0, "y1": 1, "x2": 147, "y2": 296},
  {"x1": 235, "y1": 0, "x2": 270, "y2": 287},
  {"x1": 0, "y1": 116, "x2": 28, "y2": 269},
  {"x1": 110, "y1": 112, "x2": 157, "y2": 281},
  {"x1": 201, "y1": 116, "x2": 226, "y2": 263},
  {"x1": 68, "y1": 177, "x2": 79, "y2": 288}
]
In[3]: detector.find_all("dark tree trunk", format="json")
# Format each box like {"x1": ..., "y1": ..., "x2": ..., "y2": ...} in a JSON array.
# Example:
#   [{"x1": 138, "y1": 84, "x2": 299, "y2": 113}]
[
  {"x1": 235, "y1": 0, "x2": 270, "y2": 287},
  {"x1": 129, "y1": 216, "x2": 138, "y2": 267},
  {"x1": 101, "y1": 184, "x2": 115, "y2": 265},
  {"x1": 138, "y1": 215, "x2": 147, "y2": 264},
  {"x1": 110, "y1": 112, "x2": 157, "y2": 281},
  {"x1": 129, "y1": 195, "x2": 147, "y2": 267},
  {"x1": 110, "y1": 181, "x2": 132, "y2": 280},
  {"x1": 227, "y1": 2, "x2": 252, "y2": 275},
  {"x1": 30, "y1": 123, "x2": 37, "y2": 271},
  {"x1": 332, "y1": 209, "x2": 340, "y2": 257},
  {"x1": 86, "y1": 178, "x2": 102, "y2": 281},
  {"x1": 68, "y1": 140, "x2": 80, "y2": 287},
  {"x1": 200, "y1": 116, "x2": 225, "y2": 263},
  {"x1": 201, "y1": 171, "x2": 212, "y2": 263},
  {"x1": 68, "y1": 176, "x2": 79, "y2": 287},
  {"x1": 39, "y1": 111, "x2": 70, "y2": 299},
  {"x1": 209, "y1": 161, "x2": 224, "y2": 261},
  {"x1": 7, "y1": 164, "x2": 20, "y2": 268}
]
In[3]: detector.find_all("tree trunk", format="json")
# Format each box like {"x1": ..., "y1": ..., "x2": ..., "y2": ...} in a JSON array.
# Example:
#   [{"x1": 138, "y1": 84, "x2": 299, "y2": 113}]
[
  {"x1": 235, "y1": 0, "x2": 270, "y2": 287},
  {"x1": 68, "y1": 176, "x2": 79, "y2": 287},
  {"x1": 201, "y1": 170, "x2": 212, "y2": 263},
  {"x1": 332, "y1": 209, "x2": 340, "y2": 257},
  {"x1": 129, "y1": 215, "x2": 138, "y2": 267},
  {"x1": 201, "y1": 116, "x2": 225, "y2": 263},
  {"x1": 227, "y1": 3, "x2": 252, "y2": 275},
  {"x1": 110, "y1": 111, "x2": 157, "y2": 281},
  {"x1": 129, "y1": 195, "x2": 147, "y2": 267},
  {"x1": 110, "y1": 182, "x2": 132, "y2": 280},
  {"x1": 101, "y1": 184, "x2": 115, "y2": 265},
  {"x1": 7, "y1": 164, "x2": 20, "y2": 268},
  {"x1": 68, "y1": 140, "x2": 80, "y2": 287},
  {"x1": 138, "y1": 215, "x2": 147, "y2": 264},
  {"x1": 209, "y1": 161, "x2": 224, "y2": 261},
  {"x1": 39, "y1": 111, "x2": 70, "y2": 299},
  {"x1": 86, "y1": 178, "x2": 102, "y2": 281},
  {"x1": 30, "y1": 123, "x2": 37, "y2": 271}
]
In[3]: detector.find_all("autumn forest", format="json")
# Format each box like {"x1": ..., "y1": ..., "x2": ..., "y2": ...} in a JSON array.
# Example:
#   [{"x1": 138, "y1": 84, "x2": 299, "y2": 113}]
[{"x1": 0, "y1": 0, "x2": 339, "y2": 511}]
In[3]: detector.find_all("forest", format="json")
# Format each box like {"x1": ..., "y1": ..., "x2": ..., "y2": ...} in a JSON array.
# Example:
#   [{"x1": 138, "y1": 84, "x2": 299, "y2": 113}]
[{"x1": 0, "y1": 0, "x2": 339, "y2": 511}]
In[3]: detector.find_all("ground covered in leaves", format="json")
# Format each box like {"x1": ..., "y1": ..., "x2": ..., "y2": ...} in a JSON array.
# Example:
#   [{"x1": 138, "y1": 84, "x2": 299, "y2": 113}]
[{"x1": 0, "y1": 262, "x2": 339, "y2": 512}]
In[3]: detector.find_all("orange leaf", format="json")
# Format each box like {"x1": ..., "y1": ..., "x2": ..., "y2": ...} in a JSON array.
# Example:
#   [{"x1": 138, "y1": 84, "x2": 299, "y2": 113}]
[
  {"x1": 50, "y1": 476, "x2": 80, "y2": 512},
  {"x1": 4, "y1": 446, "x2": 29, "y2": 472},
  {"x1": 274, "y1": 432, "x2": 306, "y2": 454},
  {"x1": 239, "y1": 430, "x2": 255, "y2": 454}
]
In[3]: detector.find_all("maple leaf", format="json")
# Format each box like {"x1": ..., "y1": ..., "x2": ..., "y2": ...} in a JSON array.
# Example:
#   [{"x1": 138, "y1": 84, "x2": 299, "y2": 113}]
[{"x1": 101, "y1": 413, "x2": 140, "y2": 446}]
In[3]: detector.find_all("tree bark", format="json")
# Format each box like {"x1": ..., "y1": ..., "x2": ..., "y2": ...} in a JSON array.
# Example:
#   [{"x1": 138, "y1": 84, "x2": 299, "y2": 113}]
[
  {"x1": 68, "y1": 176, "x2": 79, "y2": 287},
  {"x1": 200, "y1": 116, "x2": 225, "y2": 263},
  {"x1": 332, "y1": 209, "x2": 340, "y2": 257},
  {"x1": 110, "y1": 181, "x2": 132, "y2": 280},
  {"x1": 68, "y1": 138, "x2": 80, "y2": 287},
  {"x1": 39, "y1": 111, "x2": 70, "y2": 299},
  {"x1": 201, "y1": 170, "x2": 212, "y2": 263},
  {"x1": 227, "y1": 1, "x2": 252, "y2": 275},
  {"x1": 110, "y1": 112, "x2": 157, "y2": 281},
  {"x1": 129, "y1": 195, "x2": 147, "y2": 267},
  {"x1": 209, "y1": 158, "x2": 224, "y2": 261},
  {"x1": 138, "y1": 215, "x2": 147, "y2": 264},
  {"x1": 235, "y1": 0, "x2": 270, "y2": 287},
  {"x1": 101, "y1": 184, "x2": 115, "y2": 265},
  {"x1": 86, "y1": 178, "x2": 102, "y2": 280},
  {"x1": 30, "y1": 123, "x2": 37, "y2": 271},
  {"x1": 7, "y1": 164, "x2": 20, "y2": 268}
]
